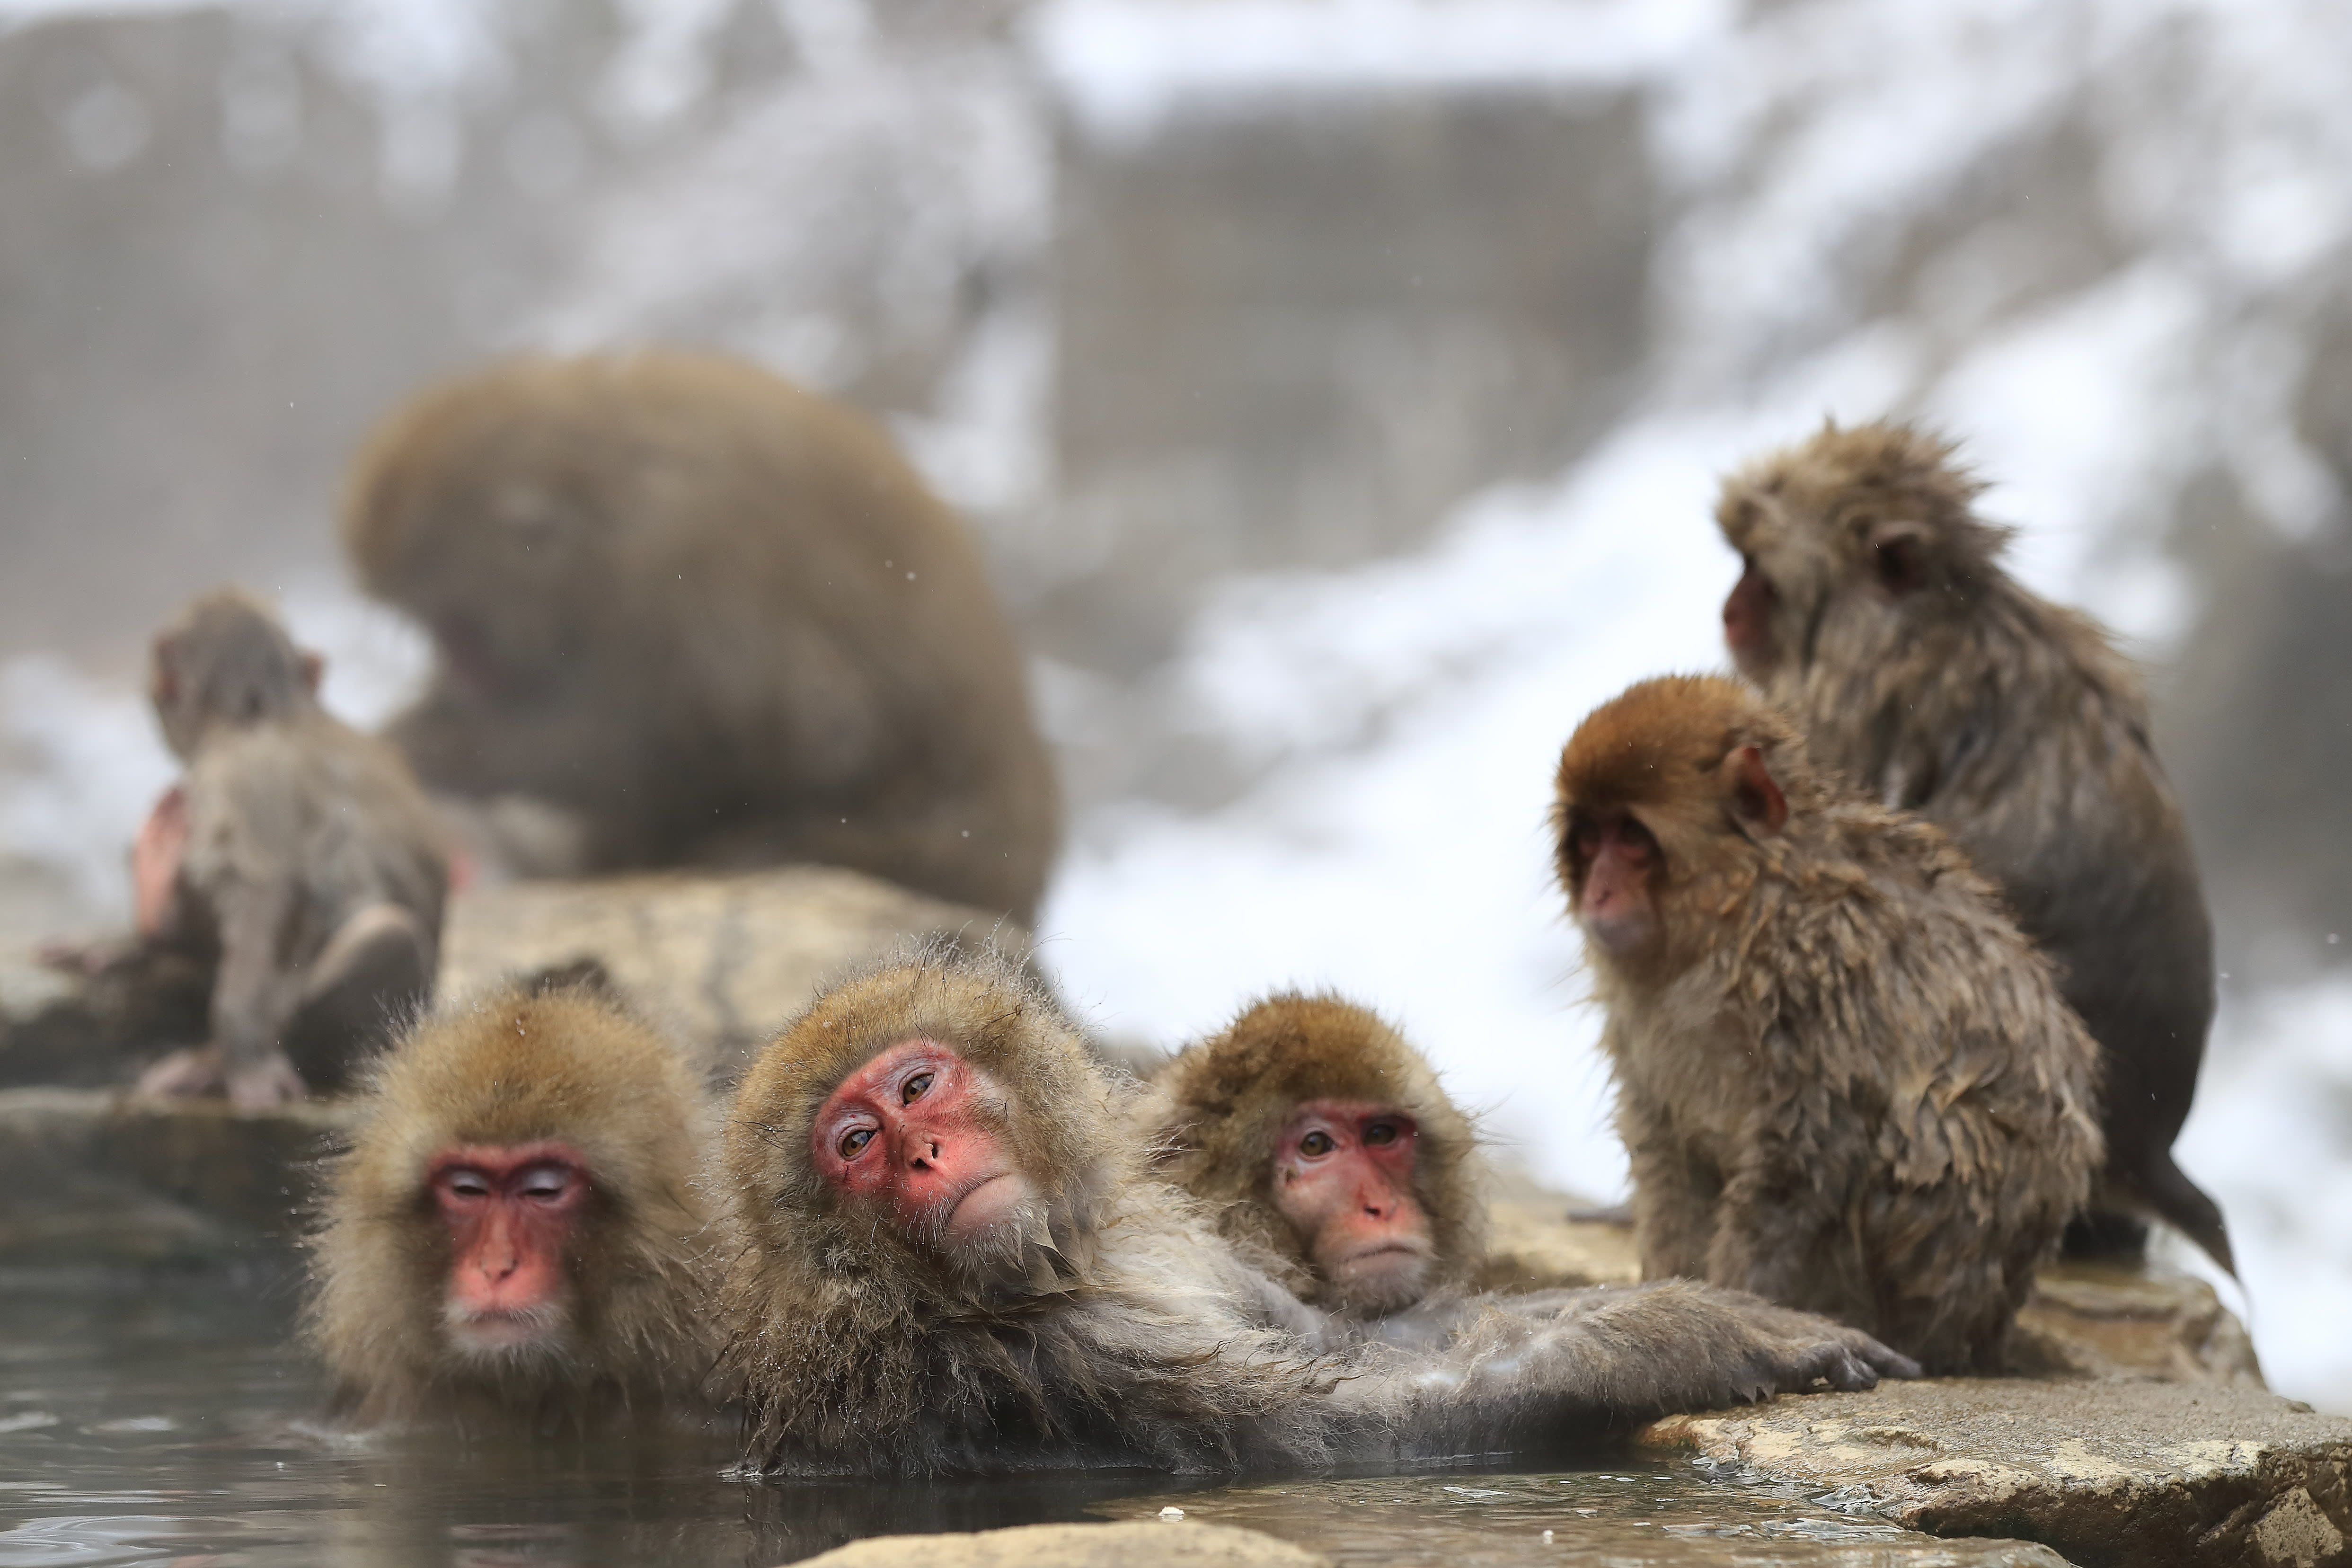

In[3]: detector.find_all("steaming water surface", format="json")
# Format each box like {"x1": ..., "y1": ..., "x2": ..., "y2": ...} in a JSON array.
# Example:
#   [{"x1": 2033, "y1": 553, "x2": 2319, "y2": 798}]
[{"x1": 0, "y1": 1270, "x2": 2016, "y2": 1567}]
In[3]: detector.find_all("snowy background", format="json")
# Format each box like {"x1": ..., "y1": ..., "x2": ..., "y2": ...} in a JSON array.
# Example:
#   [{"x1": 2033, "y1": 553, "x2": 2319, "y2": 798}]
[{"x1": 2, "y1": 0, "x2": 2349, "y2": 1407}]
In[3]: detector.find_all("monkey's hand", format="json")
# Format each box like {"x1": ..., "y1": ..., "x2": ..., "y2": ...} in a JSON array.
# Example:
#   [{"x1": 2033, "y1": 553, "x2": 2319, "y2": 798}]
[
  {"x1": 135, "y1": 1044, "x2": 227, "y2": 1099},
  {"x1": 1698, "y1": 1288, "x2": 1921, "y2": 1401},
  {"x1": 35, "y1": 933, "x2": 139, "y2": 978}
]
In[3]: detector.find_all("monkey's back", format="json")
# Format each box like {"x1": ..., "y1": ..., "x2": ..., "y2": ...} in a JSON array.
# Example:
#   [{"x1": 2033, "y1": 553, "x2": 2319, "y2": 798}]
[
  {"x1": 344, "y1": 351, "x2": 1060, "y2": 922},
  {"x1": 180, "y1": 711, "x2": 448, "y2": 968}
]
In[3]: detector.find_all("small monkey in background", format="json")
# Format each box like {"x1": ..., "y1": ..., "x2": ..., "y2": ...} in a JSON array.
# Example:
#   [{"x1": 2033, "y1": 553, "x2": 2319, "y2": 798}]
[
  {"x1": 1140, "y1": 993, "x2": 1484, "y2": 1319},
  {"x1": 1555, "y1": 675, "x2": 2102, "y2": 1374},
  {"x1": 57, "y1": 590, "x2": 446, "y2": 1106},
  {"x1": 714, "y1": 948, "x2": 1916, "y2": 1478},
  {"x1": 1717, "y1": 420, "x2": 2230, "y2": 1273},
  {"x1": 309, "y1": 983, "x2": 717, "y2": 1430}
]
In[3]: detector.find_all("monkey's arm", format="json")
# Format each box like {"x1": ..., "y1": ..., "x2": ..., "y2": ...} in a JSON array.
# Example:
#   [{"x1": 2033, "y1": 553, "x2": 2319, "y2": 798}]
[
  {"x1": 1619, "y1": 1090, "x2": 1715, "y2": 1279},
  {"x1": 205, "y1": 874, "x2": 309, "y2": 1099},
  {"x1": 1315, "y1": 1279, "x2": 1915, "y2": 1462}
]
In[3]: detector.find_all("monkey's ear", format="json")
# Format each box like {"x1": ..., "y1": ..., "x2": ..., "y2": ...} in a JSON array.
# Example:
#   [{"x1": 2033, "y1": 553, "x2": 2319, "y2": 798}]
[
  {"x1": 298, "y1": 651, "x2": 325, "y2": 696},
  {"x1": 1869, "y1": 522, "x2": 1931, "y2": 595},
  {"x1": 1725, "y1": 745, "x2": 1789, "y2": 835}
]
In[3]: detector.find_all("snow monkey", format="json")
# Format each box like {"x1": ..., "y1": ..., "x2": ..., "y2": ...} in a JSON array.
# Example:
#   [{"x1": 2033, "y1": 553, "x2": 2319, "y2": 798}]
[
  {"x1": 341, "y1": 350, "x2": 1060, "y2": 925},
  {"x1": 118, "y1": 588, "x2": 446, "y2": 1107},
  {"x1": 712, "y1": 948, "x2": 1917, "y2": 1478},
  {"x1": 1716, "y1": 419, "x2": 2231, "y2": 1274},
  {"x1": 1140, "y1": 993, "x2": 1484, "y2": 1319},
  {"x1": 1554, "y1": 675, "x2": 2104, "y2": 1373},
  {"x1": 309, "y1": 984, "x2": 717, "y2": 1430}
]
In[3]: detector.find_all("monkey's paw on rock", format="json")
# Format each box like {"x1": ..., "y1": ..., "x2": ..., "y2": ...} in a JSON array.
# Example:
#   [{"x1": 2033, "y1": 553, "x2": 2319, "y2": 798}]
[
  {"x1": 787, "y1": 1521, "x2": 1330, "y2": 1568},
  {"x1": 1640, "y1": 1379, "x2": 2352, "y2": 1568}
]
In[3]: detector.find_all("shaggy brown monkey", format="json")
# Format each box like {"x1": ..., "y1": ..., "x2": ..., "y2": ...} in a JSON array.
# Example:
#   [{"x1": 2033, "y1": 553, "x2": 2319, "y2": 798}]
[
  {"x1": 309, "y1": 985, "x2": 716, "y2": 1429},
  {"x1": 713, "y1": 949, "x2": 1917, "y2": 1479},
  {"x1": 94, "y1": 590, "x2": 447, "y2": 1106},
  {"x1": 1555, "y1": 675, "x2": 2104, "y2": 1373},
  {"x1": 342, "y1": 350, "x2": 1060, "y2": 924},
  {"x1": 1717, "y1": 420, "x2": 2231, "y2": 1273},
  {"x1": 1140, "y1": 993, "x2": 1484, "y2": 1318}
]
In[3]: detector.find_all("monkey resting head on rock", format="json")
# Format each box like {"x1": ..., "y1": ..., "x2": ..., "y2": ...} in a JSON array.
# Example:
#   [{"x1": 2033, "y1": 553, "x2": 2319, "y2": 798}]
[
  {"x1": 1139, "y1": 992, "x2": 1485, "y2": 1319},
  {"x1": 711, "y1": 946, "x2": 1917, "y2": 1479},
  {"x1": 1555, "y1": 673, "x2": 2104, "y2": 1374}
]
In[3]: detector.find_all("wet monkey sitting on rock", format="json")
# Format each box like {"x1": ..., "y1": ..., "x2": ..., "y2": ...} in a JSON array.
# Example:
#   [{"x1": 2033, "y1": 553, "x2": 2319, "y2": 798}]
[
  {"x1": 714, "y1": 949, "x2": 1916, "y2": 1479},
  {"x1": 342, "y1": 350, "x2": 1060, "y2": 924},
  {"x1": 1555, "y1": 675, "x2": 2104, "y2": 1374},
  {"x1": 309, "y1": 984, "x2": 716, "y2": 1429},
  {"x1": 1140, "y1": 994, "x2": 1484, "y2": 1320},
  {"x1": 71, "y1": 590, "x2": 447, "y2": 1106},
  {"x1": 1716, "y1": 420, "x2": 2232, "y2": 1273}
]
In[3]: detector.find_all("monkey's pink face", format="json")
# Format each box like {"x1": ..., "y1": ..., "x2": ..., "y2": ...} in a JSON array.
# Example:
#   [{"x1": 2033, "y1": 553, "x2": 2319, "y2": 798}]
[
  {"x1": 1269, "y1": 1099, "x2": 1433, "y2": 1312},
  {"x1": 813, "y1": 1041, "x2": 1034, "y2": 1250},
  {"x1": 1563, "y1": 811, "x2": 1662, "y2": 959}
]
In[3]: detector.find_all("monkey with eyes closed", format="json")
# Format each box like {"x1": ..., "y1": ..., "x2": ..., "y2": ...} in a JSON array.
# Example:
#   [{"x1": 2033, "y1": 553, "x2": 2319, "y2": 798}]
[
  {"x1": 309, "y1": 982, "x2": 717, "y2": 1431},
  {"x1": 1555, "y1": 675, "x2": 2103, "y2": 1375},
  {"x1": 1140, "y1": 993, "x2": 1484, "y2": 1323},
  {"x1": 1716, "y1": 419, "x2": 2231, "y2": 1274},
  {"x1": 713, "y1": 947, "x2": 1917, "y2": 1479},
  {"x1": 44, "y1": 590, "x2": 448, "y2": 1106}
]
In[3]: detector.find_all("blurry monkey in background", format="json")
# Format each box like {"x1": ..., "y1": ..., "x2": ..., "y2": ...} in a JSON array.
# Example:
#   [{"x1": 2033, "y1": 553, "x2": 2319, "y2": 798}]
[
  {"x1": 342, "y1": 350, "x2": 1060, "y2": 924},
  {"x1": 47, "y1": 590, "x2": 445, "y2": 1105},
  {"x1": 1555, "y1": 675, "x2": 2102, "y2": 1373},
  {"x1": 1716, "y1": 420, "x2": 2231, "y2": 1274},
  {"x1": 1140, "y1": 993, "x2": 1484, "y2": 1320}
]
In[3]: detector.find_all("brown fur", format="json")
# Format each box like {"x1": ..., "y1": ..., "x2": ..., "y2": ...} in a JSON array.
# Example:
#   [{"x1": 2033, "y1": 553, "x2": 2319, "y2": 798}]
[
  {"x1": 342, "y1": 350, "x2": 1060, "y2": 923},
  {"x1": 714, "y1": 946, "x2": 1918, "y2": 1478},
  {"x1": 137, "y1": 590, "x2": 446, "y2": 1100},
  {"x1": 1141, "y1": 993, "x2": 1485, "y2": 1311},
  {"x1": 1717, "y1": 419, "x2": 2230, "y2": 1272},
  {"x1": 1555, "y1": 675, "x2": 2104, "y2": 1374},
  {"x1": 308, "y1": 987, "x2": 716, "y2": 1429}
]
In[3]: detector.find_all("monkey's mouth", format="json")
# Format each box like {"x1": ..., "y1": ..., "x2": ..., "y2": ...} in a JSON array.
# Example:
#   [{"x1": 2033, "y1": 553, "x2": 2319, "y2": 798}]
[
  {"x1": 444, "y1": 1303, "x2": 568, "y2": 1355},
  {"x1": 943, "y1": 1171, "x2": 1027, "y2": 1240}
]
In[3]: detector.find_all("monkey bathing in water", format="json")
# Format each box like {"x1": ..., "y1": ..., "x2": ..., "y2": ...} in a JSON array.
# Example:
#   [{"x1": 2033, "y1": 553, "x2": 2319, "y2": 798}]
[
  {"x1": 309, "y1": 983, "x2": 717, "y2": 1430},
  {"x1": 342, "y1": 350, "x2": 1060, "y2": 924},
  {"x1": 1716, "y1": 419, "x2": 2232, "y2": 1274},
  {"x1": 1555, "y1": 675, "x2": 2104, "y2": 1373},
  {"x1": 711, "y1": 948, "x2": 1916, "y2": 1478}
]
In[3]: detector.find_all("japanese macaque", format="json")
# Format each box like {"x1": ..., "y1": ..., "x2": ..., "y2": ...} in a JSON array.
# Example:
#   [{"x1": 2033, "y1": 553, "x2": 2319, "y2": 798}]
[
  {"x1": 342, "y1": 350, "x2": 1060, "y2": 924},
  {"x1": 61, "y1": 590, "x2": 447, "y2": 1106},
  {"x1": 1716, "y1": 420, "x2": 2231, "y2": 1274},
  {"x1": 1140, "y1": 993, "x2": 1483, "y2": 1319},
  {"x1": 713, "y1": 949, "x2": 1917, "y2": 1479},
  {"x1": 308, "y1": 986, "x2": 716, "y2": 1429},
  {"x1": 1554, "y1": 675, "x2": 2104, "y2": 1374}
]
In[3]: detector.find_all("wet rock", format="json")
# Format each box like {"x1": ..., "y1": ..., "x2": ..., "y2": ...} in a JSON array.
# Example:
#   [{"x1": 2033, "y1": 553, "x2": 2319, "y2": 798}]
[
  {"x1": 0, "y1": 1087, "x2": 351, "y2": 1264},
  {"x1": 437, "y1": 867, "x2": 1029, "y2": 1081},
  {"x1": 792, "y1": 1519, "x2": 1330, "y2": 1568},
  {"x1": 1640, "y1": 1379, "x2": 2352, "y2": 1568}
]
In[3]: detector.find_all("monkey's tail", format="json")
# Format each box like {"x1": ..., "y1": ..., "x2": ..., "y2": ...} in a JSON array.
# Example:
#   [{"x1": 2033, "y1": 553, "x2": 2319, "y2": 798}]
[{"x1": 2140, "y1": 1152, "x2": 2238, "y2": 1281}]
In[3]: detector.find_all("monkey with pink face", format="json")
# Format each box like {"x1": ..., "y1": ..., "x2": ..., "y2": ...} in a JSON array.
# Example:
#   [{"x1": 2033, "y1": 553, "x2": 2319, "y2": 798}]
[{"x1": 713, "y1": 949, "x2": 1918, "y2": 1477}]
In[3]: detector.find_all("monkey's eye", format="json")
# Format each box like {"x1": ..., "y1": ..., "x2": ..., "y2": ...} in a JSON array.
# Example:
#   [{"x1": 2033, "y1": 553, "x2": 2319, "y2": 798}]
[
  {"x1": 517, "y1": 1167, "x2": 572, "y2": 1203},
  {"x1": 839, "y1": 1126, "x2": 876, "y2": 1159},
  {"x1": 901, "y1": 1072, "x2": 935, "y2": 1105},
  {"x1": 1299, "y1": 1130, "x2": 1336, "y2": 1157},
  {"x1": 442, "y1": 1169, "x2": 491, "y2": 1200},
  {"x1": 1363, "y1": 1122, "x2": 1399, "y2": 1146}
]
